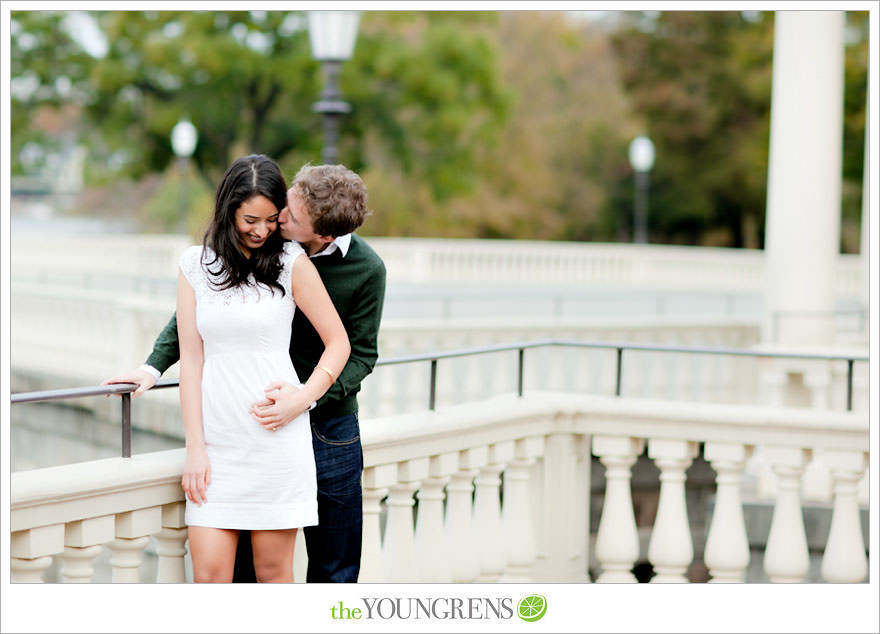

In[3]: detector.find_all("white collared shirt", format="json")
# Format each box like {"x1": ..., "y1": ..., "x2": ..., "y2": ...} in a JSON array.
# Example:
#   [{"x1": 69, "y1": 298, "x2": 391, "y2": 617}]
[{"x1": 310, "y1": 233, "x2": 351, "y2": 259}]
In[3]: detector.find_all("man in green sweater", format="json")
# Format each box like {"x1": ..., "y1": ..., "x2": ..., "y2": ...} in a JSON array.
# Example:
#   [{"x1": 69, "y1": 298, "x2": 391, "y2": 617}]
[{"x1": 103, "y1": 164, "x2": 386, "y2": 582}]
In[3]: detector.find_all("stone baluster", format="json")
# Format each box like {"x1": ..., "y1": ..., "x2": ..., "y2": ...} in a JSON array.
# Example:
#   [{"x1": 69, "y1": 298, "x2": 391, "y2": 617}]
[
  {"x1": 647, "y1": 439, "x2": 698, "y2": 582},
  {"x1": 382, "y1": 458, "x2": 428, "y2": 581},
  {"x1": 571, "y1": 434, "x2": 591, "y2": 581},
  {"x1": 11, "y1": 524, "x2": 64, "y2": 583},
  {"x1": 536, "y1": 427, "x2": 580, "y2": 581},
  {"x1": 821, "y1": 450, "x2": 868, "y2": 583},
  {"x1": 62, "y1": 515, "x2": 115, "y2": 583},
  {"x1": 154, "y1": 502, "x2": 187, "y2": 583},
  {"x1": 415, "y1": 452, "x2": 458, "y2": 582},
  {"x1": 61, "y1": 545, "x2": 103, "y2": 583},
  {"x1": 501, "y1": 436, "x2": 544, "y2": 582},
  {"x1": 803, "y1": 367, "x2": 831, "y2": 409},
  {"x1": 801, "y1": 449, "x2": 832, "y2": 503},
  {"x1": 446, "y1": 447, "x2": 487, "y2": 582},
  {"x1": 108, "y1": 507, "x2": 162, "y2": 583},
  {"x1": 474, "y1": 441, "x2": 514, "y2": 581},
  {"x1": 763, "y1": 447, "x2": 810, "y2": 583},
  {"x1": 360, "y1": 464, "x2": 395, "y2": 583},
  {"x1": 593, "y1": 435, "x2": 644, "y2": 583},
  {"x1": 703, "y1": 442, "x2": 752, "y2": 582},
  {"x1": 292, "y1": 526, "x2": 307, "y2": 583},
  {"x1": 857, "y1": 466, "x2": 869, "y2": 507},
  {"x1": 11, "y1": 556, "x2": 55, "y2": 583}
]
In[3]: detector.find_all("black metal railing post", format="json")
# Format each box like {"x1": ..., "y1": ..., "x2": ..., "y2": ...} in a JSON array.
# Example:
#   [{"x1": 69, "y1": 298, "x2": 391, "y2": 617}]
[
  {"x1": 121, "y1": 393, "x2": 132, "y2": 458},
  {"x1": 429, "y1": 359, "x2": 438, "y2": 410},
  {"x1": 846, "y1": 359, "x2": 854, "y2": 412},
  {"x1": 615, "y1": 347, "x2": 623, "y2": 397},
  {"x1": 517, "y1": 348, "x2": 525, "y2": 397}
]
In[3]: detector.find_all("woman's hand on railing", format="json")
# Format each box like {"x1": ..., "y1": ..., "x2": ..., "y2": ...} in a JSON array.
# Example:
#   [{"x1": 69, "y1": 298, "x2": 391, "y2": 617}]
[{"x1": 101, "y1": 368, "x2": 157, "y2": 398}]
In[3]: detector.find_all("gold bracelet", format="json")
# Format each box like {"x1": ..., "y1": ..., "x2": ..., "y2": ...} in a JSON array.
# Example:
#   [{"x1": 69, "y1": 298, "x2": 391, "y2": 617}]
[{"x1": 316, "y1": 364, "x2": 337, "y2": 383}]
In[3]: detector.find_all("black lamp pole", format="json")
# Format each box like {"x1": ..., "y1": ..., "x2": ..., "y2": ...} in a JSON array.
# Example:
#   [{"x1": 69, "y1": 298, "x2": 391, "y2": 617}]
[
  {"x1": 308, "y1": 11, "x2": 360, "y2": 165},
  {"x1": 312, "y1": 60, "x2": 351, "y2": 165}
]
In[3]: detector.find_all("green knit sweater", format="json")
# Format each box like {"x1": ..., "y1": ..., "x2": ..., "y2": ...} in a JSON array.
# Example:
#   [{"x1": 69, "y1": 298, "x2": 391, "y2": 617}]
[{"x1": 146, "y1": 234, "x2": 386, "y2": 424}]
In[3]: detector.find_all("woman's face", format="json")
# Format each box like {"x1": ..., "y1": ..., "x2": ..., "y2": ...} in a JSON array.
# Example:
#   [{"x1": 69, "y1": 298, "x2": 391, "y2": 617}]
[{"x1": 234, "y1": 195, "x2": 279, "y2": 256}]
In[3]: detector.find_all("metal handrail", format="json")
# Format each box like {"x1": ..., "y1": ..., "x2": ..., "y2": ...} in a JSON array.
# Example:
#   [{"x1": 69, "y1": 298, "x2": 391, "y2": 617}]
[{"x1": 11, "y1": 339, "x2": 868, "y2": 457}]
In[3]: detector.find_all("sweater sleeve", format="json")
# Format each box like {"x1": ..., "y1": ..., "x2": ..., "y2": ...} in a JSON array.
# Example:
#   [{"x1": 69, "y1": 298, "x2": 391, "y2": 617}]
[
  {"x1": 316, "y1": 257, "x2": 386, "y2": 408},
  {"x1": 144, "y1": 312, "x2": 181, "y2": 375}
]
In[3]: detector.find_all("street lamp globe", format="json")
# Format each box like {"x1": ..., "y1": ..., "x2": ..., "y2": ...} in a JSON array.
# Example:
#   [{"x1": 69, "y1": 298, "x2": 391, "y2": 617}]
[
  {"x1": 308, "y1": 11, "x2": 360, "y2": 165},
  {"x1": 308, "y1": 11, "x2": 361, "y2": 62},
  {"x1": 628, "y1": 135, "x2": 655, "y2": 173},
  {"x1": 627, "y1": 135, "x2": 655, "y2": 244},
  {"x1": 170, "y1": 118, "x2": 197, "y2": 234},
  {"x1": 171, "y1": 119, "x2": 198, "y2": 158}
]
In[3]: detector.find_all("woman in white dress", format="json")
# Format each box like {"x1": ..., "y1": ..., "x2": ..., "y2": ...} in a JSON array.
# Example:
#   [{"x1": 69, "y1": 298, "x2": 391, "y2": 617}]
[{"x1": 177, "y1": 155, "x2": 350, "y2": 582}]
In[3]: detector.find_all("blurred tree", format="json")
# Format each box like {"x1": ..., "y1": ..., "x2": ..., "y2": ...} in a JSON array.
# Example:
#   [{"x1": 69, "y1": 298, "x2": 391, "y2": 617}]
[
  {"x1": 611, "y1": 10, "x2": 868, "y2": 251},
  {"x1": 841, "y1": 11, "x2": 869, "y2": 253},
  {"x1": 361, "y1": 11, "x2": 640, "y2": 240},
  {"x1": 10, "y1": 10, "x2": 509, "y2": 203},
  {"x1": 10, "y1": 12, "x2": 96, "y2": 177},
  {"x1": 611, "y1": 11, "x2": 775, "y2": 248}
]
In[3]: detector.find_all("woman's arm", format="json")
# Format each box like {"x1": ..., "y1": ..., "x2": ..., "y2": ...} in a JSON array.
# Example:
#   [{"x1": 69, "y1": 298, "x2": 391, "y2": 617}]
[
  {"x1": 177, "y1": 269, "x2": 210, "y2": 505},
  {"x1": 251, "y1": 255, "x2": 350, "y2": 429}
]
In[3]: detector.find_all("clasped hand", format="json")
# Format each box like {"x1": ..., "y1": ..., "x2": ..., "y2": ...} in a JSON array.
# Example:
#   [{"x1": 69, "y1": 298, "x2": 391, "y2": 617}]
[{"x1": 250, "y1": 381, "x2": 310, "y2": 432}]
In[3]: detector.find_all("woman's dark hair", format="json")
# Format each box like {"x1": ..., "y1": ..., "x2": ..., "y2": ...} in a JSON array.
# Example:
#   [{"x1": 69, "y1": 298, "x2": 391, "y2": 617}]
[{"x1": 202, "y1": 154, "x2": 287, "y2": 295}]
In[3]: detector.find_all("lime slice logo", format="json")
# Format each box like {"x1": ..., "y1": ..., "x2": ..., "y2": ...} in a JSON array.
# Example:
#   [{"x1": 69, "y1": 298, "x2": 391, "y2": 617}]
[{"x1": 517, "y1": 594, "x2": 547, "y2": 622}]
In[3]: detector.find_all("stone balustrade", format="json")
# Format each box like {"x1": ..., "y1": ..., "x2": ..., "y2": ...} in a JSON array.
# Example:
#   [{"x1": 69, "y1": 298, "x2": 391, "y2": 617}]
[
  {"x1": 10, "y1": 235, "x2": 864, "y2": 297},
  {"x1": 11, "y1": 392, "x2": 868, "y2": 584}
]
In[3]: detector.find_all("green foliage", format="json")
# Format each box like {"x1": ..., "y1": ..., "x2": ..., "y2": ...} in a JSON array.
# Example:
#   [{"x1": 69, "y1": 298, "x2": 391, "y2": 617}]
[
  {"x1": 611, "y1": 11, "x2": 775, "y2": 247},
  {"x1": 12, "y1": 10, "x2": 509, "y2": 208},
  {"x1": 140, "y1": 165, "x2": 215, "y2": 238},
  {"x1": 361, "y1": 12, "x2": 639, "y2": 241},
  {"x1": 841, "y1": 12, "x2": 869, "y2": 252},
  {"x1": 611, "y1": 10, "x2": 867, "y2": 251},
  {"x1": 11, "y1": 10, "x2": 868, "y2": 249}
]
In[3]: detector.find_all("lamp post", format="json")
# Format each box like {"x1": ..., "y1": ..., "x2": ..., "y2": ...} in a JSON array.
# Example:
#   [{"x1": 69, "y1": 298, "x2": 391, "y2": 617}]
[
  {"x1": 170, "y1": 118, "x2": 198, "y2": 234},
  {"x1": 628, "y1": 135, "x2": 655, "y2": 243},
  {"x1": 308, "y1": 10, "x2": 360, "y2": 165}
]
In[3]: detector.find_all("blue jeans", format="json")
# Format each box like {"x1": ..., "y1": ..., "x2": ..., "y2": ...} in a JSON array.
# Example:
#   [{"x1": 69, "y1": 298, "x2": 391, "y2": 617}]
[
  {"x1": 304, "y1": 412, "x2": 363, "y2": 583},
  {"x1": 232, "y1": 413, "x2": 363, "y2": 583}
]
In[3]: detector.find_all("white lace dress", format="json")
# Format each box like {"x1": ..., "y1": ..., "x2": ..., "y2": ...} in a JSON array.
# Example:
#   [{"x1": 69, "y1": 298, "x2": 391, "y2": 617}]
[{"x1": 179, "y1": 242, "x2": 318, "y2": 530}]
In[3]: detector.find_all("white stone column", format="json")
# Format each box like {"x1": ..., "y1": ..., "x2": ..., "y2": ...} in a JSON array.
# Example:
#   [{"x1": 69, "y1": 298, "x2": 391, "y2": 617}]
[
  {"x1": 10, "y1": 524, "x2": 64, "y2": 583},
  {"x1": 647, "y1": 439, "x2": 698, "y2": 583},
  {"x1": 821, "y1": 450, "x2": 868, "y2": 582},
  {"x1": 414, "y1": 452, "x2": 458, "y2": 582},
  {"x1": 537, "y1": 432, "x2": 575, "y2": 579},
  {"x1": 382, "y1": 458, "x2": 428, "y2": 582},
  {"x1": 704, "y1": 442, "x2": 752, "y2": 582},
  {"x1": 360, "y1": 464, "x2": 395, "y2": 583},
  {"x1": 108, "y1": 507, "x2": 162, "y2": 583},
  {"x1": 763, "y1": 10, "x2": 845, "y2": 347},
  {"x1": 446, "y1": 447, "x2": 487, "y2": 582},
  {"x1": 154, "y1": 502, "x2": 188, "y2": 583},
  {"x1": 501, "y1": 435, "x2": 544, "y2": 582},
  {"x1": 11, "y1": 556, "x2": 55, "y2": 583},
  {"x1": 474, "y1": 441, "x2": 514, "y2": 581},
  {"x1": 763, "y1": 447, "x2": 810, "y2": 583},
  {"x1": 61, "y1": 545, "x2": 103, "y2": 583},
  {"x1": 292, "y1": 527, "x2": 307, "y2": 583},
  {"x1": 593, "y1": 435, "x2": 644, "y2": 583},
  {"x1": 62, "y1": 515, "x2": 115, "y2": 583},
  {"x1": 108, "y1": 536, "x2": 151, "y2": 583}
]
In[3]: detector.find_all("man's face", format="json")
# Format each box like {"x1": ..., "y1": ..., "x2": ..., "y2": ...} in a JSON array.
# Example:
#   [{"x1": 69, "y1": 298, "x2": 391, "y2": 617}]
[{"x1": 279, "y1": 186, "x2": 332, "y2": 253}]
